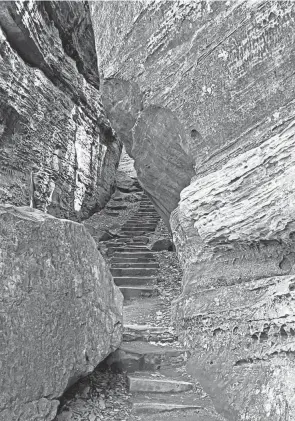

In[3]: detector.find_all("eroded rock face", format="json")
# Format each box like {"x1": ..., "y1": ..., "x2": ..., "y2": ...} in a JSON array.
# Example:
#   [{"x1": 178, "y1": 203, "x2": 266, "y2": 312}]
[
  {"x1": 0, "y1": 204, "x2": 123, "y2": 421},
  {"x1": 101, "y1": 80, "x2": 195, "y2": 226},
  {"x1": 92, "y1": 2, "x2": 295, "y2": 419},
  {"x1": 0, "y1": 1, "x2": 121, "y2": 220},
  {"x1": 132, "y1": 106, "x2": 194, "y2": 226},
  {"x1": 172, "y1": 120, "x2": 295, "y2": 420},
  {"x1": 92, "y1": 0, "x2": 295, "y2": 219},
  {"x1": 174, "y1": 275, "x2": 295, "y2": 421}
]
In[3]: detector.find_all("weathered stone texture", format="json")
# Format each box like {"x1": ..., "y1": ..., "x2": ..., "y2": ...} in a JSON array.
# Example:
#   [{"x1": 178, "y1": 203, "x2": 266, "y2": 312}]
[
  {"x1": 171, "y1": 119, "x2": 295, "y2": 420},
  {"x1": 0, "y1": 204, "x2": 123, "y2": 421},
  {"x1": 92, "y1": 2, "x2": 295, "y2": 419},
  {"x1": 92, "y1": 0, "x2": 295, "y2": 219},
  {"x1": 0, "y1": 1, "x2": 121, "y2": 220},
  {"x1": 174, "y1": 275, "x2": 295, "y2": 421}
]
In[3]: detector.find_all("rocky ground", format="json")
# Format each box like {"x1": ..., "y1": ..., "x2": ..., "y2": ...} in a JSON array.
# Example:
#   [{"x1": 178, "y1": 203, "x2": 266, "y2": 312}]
[{"x1": 54, "y1": 190, "x2": 183, "y2": 421}]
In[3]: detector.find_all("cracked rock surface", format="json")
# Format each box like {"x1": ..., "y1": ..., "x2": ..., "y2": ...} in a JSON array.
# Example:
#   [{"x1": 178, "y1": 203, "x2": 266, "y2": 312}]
[
  {"x1": 0, "y1": 1, "x2": 121, "y2": 220},
  {"x1": 0, "y1": 204, "x2": 123, "y2": 421}
]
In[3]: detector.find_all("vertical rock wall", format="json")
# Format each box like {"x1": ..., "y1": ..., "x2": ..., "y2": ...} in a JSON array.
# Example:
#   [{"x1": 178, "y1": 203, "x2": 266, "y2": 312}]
[
  {"x1": 0, "y1": 1, "x2": 121, "y2": 220},
  {"x1": 92, "y1": 1, "x2": 295, "y2": 419}
]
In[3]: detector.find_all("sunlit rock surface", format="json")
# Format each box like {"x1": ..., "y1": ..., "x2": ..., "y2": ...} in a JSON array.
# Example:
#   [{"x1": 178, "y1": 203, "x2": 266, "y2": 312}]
[
  {"x1": 0, "y1": 1, "x2": 121, "y2": 220},
  {"x1": 0, "y1": 204, "x2": 123, "y2": 421},
  {"x1": 92, "y1": 1, "x2": 295, "y2": 419}
]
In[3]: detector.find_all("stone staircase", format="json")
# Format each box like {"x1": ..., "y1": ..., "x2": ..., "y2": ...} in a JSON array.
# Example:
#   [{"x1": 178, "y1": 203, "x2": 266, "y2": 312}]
[{"x1": 103, "y1": 191, "x2": 225, "y2": 421}]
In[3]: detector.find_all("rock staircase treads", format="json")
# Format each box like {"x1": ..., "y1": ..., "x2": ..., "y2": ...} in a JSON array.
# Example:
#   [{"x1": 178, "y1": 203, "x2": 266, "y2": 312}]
[
  {"x1": 111, "y1": 262, "x2": 159, "y2": 269},
  {"x1": 130, "y1": 219, "x2": 158, "y2": 223},
  {"x1": 131, "y1": 390, "x2": 226, "y2": 420},
  {"x1": 119, "y1": 286, "x2": 155, "y2": 300},
  {"x1": 120, "y1": 231, "x2": 147, "y2": 237},
  {"x1": 123, "y1": 325, "x2": 176, "y2": 342},
  {"x1": 113, "y1": 251, "x2": 155, "y2": 258},
  {"x1": 128, "y1": 374, "x2": 193, "y2": 393},
  {"x1": 131, "y1": 402, "x2": 203, "y2": 416},
  {"x1": 104, "y1": 242, "x2": 127, "y2": 247},
  {"x1": 123, "y1": 296, "x2": 172, "y2": 328},
  {"x1": 114, "y1": 276, "x2": 156, "y2": 286},
  {"x1": 111, "y1": 267, "x2": 158, "y2": 276},
  {"x1": 107, "y1": 341, "x2": 188, "y2": 372},
  {"x1": 108, "y1": 245, "x2": 150, "y2": 253},
  {"x1": 117, "y1": 187, "x2": 142, "y2": 193},
  {"x1": 106, "y1": 205, "x2": 128, "y2": 210},
  {"x1": 121, "y1": 227, "x2": 156, "y2": 232},
  {"x1": 111, "y1": 257, "x2": 156, "y2": 264},
  {"x1": 122, "y1": 221, "x2": 157, "y2": 228}
]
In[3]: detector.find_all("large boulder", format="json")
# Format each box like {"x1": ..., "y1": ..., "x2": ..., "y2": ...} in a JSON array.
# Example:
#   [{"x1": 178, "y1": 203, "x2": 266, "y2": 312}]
[
  {"x1": 0, "y1": 1, "x2": 121, "y2": 220},
  {"x1": 0, "y1": 204, "x2": 123, "y2": 421}
]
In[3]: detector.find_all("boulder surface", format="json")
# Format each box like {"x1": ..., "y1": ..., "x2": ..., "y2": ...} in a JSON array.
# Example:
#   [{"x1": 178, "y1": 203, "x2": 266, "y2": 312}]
[{"x1": 0, "y1": 204, "x2": 123, "y2": 421}]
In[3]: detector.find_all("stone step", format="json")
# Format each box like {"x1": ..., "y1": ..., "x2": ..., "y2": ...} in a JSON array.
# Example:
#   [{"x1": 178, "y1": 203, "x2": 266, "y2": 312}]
[
  {"x1": 135, "y1": 209, "x2": 158, "y2": 212},
  {"x1": 120, "y1": 231, "x2": 147, "y2": 237},
  {"x1": 117, "y1": 186, "x2": 141, "y2": 193},
  {"x1": 114, "y1": 276, "x2": 156, "y2": 286},
  {"x1": 111, "y1": 267, "x2": 158, "y2": 276},
  {"x1": 116, "y1": 235, "x2": 150, "y2": 243},
  {"x1": 132, "y1": 402, "x2": 202, "y2": 416},
  {"x1": 119, "y1": 286, "x2": 155, "y2": 300},
  {"x1": 121, "y1": 227, "x2": 155, "y2": 232},
  {"x1": 127, "y1": 220, "x2": 159, "y2": 225},
  {"x1": 124, "y1": 223, "x2": 157, "y2": 228},
  {"x1": 137, "y1": 212, "x2": 156, "y2": 215},
  {"x1": 108, "y1": 247, "x2": 149, "y2": 253},
  {"x1": 113, "y1": 252, "x2": 155, "y2": 259},
  {"x1": 123, "y1": 325, "x2": 177, "y2": 342},
  {"x1": 107, "y1": 341, "x2": 188, "y2": 372},
  {"x1": 128, "y1": 218, "x2": 159, "y2": 221},
  {"x1": 122, "y1": 226, "x2": 157, "y2": 231},
  {"x1": 128, "y1": 375, "x2": 193, "y2": 393},
  {"x1": 104, "y1": 242, "x2": 126, "y2": 247},
  {"x1": 111, "y1": 257, "x2": 156, "y2": 264},
  {"x1": 111, "y1": 262, "x2": 159, "y2": 269}
]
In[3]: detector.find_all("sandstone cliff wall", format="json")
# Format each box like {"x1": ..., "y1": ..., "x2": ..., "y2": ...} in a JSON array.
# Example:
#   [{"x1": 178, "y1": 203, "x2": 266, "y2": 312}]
[
  {"x1": 92, "y1": 0, "x2": 295, "y2": 222},
  {"x1": 92, "y1": 1, "x2": 295, "y2": 419},
  {"x1": 0, "y1": 1, "x2": 121, "y2": 220}
]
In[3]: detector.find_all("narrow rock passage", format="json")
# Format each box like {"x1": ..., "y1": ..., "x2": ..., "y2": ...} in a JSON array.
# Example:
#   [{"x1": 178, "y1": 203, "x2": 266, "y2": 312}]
[
  {"x1": 106, "y1": 190, "x2": 225, "y2": 421},
  {"x1": 55, "y1": 185, "x2": 225, "y2": 421}
]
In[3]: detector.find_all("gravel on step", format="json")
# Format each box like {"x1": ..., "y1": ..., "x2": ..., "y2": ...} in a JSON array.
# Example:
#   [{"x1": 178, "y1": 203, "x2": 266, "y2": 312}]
[{"x1": 54, "y1": 364, "x2": 135, "y2": 421}]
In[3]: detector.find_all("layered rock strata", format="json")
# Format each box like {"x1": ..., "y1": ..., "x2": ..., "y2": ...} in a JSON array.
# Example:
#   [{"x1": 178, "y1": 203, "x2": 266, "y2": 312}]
[
  {"x1": 0, "y1": 1, "x2": 121, "y2": 220},
  {"x1": 92, "y1": 0, "x2": 295, "y2": 223},
  {"x1": 92, "y1": 1, "x2": 295, "y2": 419},
  {"x1": 171, "y1": 120, "x2": 295, "y2": 420},
  {"x1": 0, "y1": 204, "x2": 123, "y2": 421}
]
